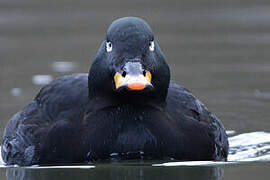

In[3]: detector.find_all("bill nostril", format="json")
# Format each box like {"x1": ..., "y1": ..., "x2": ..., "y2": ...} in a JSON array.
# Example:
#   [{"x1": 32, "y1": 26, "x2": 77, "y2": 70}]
[{"x1": 122, "y1": 71, "x2": 127, "y2": 77}]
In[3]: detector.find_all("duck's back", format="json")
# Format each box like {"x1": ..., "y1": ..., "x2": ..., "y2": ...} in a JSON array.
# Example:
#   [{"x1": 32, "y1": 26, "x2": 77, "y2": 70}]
[{"x1": 1, "y1": 74, "x2": 89, "y2": 165}]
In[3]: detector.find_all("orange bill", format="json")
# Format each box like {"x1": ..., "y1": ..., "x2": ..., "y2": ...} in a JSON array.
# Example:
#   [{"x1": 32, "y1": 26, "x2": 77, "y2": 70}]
[{"x1": 114, "y1": 71, "x2": 152, "y2": 91}]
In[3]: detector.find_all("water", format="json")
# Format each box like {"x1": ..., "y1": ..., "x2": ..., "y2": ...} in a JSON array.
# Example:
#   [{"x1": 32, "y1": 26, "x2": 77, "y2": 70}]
[
  {"x1": 1, "y1": 0, "x2": 270, "y2": 179},
  {"x1": 228, "y1": 132, "x2": 270, "y2": 161}
]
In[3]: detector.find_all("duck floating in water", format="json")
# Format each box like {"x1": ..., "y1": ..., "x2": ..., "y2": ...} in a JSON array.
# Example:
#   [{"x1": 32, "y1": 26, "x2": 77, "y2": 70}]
[{"x1": 1, "y1": 17, "x2": 228, "y2": 166}]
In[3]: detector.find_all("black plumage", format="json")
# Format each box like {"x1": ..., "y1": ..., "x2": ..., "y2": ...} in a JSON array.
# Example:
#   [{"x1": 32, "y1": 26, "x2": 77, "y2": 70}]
[{"x1": 1, "y1": 17, "x2": 228, "y2": 166}]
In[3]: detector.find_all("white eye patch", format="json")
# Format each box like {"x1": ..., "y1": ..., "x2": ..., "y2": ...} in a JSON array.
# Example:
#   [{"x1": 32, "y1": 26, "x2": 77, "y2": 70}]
[
  {"x1": 106, "y1": 41, "x2": 112, "y2": 52},
  {"x1": 149, "y1": 41, "x2": 154, "y2": 51}
]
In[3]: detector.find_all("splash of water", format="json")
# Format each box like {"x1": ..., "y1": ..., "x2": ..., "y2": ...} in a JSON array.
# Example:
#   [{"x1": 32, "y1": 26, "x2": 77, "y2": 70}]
[
  {"x1": 228, "y1": 131, "x2": 270, "y2": 161},
  {"x1": 0, "y1": 146, "x2": 3, "y2": 167}
]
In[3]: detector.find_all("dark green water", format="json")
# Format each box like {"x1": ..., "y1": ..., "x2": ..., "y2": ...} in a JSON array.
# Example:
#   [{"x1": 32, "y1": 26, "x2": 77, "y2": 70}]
[{"x1": 1, "y1": 0, "x2": 270, "y2": 179}]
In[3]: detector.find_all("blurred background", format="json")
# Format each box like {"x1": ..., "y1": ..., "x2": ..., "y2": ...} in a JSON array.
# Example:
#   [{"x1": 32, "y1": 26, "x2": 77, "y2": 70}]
[{"x1": 1, "y1": 0, "x2": 270, "y2": 142}]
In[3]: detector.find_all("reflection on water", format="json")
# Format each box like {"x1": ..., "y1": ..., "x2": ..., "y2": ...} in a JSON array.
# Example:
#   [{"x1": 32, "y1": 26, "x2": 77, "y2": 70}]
[
  {"x1": 51, "y1": 61, "x2": 76, "y2": 73},
  {"x1": 153, "y1": 161, "x2": 235, "y2": 167},
  {"x1": 32, "y1": 75, "x2": 53, "y2": 85},
  {"x1": 5, "y1": 165, "x2": 223, "y2": 180},
  {"x1": 10, "y1": 88, "x2": 22, "y2": 97}
]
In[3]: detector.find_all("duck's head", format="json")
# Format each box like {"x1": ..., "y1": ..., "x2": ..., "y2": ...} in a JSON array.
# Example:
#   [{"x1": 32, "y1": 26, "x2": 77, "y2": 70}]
[{"x1": 88, "y1": 17, "x2": 170, "y2": 102}]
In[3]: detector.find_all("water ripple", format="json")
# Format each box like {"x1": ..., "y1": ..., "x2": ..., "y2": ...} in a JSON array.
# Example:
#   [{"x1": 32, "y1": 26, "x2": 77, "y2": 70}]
[{"x1": 228, "y1": 131, "x2": 270, "y2": 161}]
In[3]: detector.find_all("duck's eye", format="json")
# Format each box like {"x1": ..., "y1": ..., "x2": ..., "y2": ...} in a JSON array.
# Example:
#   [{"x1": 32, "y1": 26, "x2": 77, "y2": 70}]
[
  {"x1": 149, "y1": 41, "x2": 154, "y2": 51},
  {"x1": 106, "y1": 41, "x2": 112, "y2": 52}
]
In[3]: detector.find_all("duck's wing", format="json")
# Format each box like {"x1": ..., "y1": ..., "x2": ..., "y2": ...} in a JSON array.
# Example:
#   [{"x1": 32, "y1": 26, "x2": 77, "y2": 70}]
[
  {"x1": 1, "y1": 74, "x2": 89, "y2": 165},
  {"x1": 165, "y1": 81, "x2": 229, "y2": 160}
]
